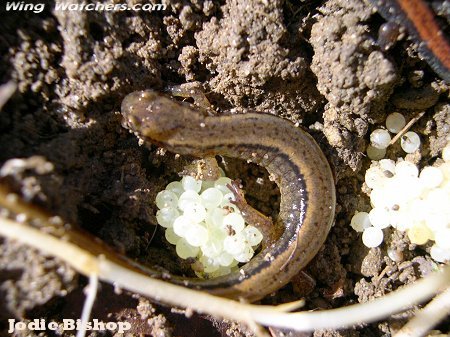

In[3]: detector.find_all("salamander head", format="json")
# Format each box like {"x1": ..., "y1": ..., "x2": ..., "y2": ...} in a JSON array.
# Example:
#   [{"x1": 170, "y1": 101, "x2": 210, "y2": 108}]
[{"x1": 121, "y1": 90, "x2": 190, "y2": 143}]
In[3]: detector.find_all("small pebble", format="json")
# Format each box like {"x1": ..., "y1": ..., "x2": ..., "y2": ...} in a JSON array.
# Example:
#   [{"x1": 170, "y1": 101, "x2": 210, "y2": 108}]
[{"x1": 387, "y1": 248, "x2": 404, "y2": 262}]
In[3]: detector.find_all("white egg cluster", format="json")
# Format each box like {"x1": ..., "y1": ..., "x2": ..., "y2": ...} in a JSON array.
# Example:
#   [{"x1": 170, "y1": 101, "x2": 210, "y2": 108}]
[
  {"x1": 367, "y1": 112, "x2": 421, "y2": 160},
  {"x1": 352, "y1": 142, "x2": 450, "y2": 263},
  {"x1": 155, "y1": 175, "x2": 263, "y2": 278}
]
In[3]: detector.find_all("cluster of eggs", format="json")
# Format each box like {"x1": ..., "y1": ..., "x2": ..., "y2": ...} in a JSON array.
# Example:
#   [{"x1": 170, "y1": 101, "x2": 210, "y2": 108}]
[
  {"x1": 352, "y1": 143, "x2": 450, "y2": 262},
  {"x1": 367, "y1": 112, "x2": 421, "y2": 160},
  {"x1": 155, "y1": 176, "x2": 263, "y2": 278}
]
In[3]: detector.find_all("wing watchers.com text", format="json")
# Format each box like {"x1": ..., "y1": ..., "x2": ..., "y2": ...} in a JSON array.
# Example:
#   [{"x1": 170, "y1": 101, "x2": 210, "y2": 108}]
[{"x1": 5, "y1": 1, "x2": 167, "y2": 14}]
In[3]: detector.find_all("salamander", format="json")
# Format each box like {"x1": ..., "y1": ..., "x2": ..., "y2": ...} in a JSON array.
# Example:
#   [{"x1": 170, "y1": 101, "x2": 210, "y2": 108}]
[
  {"x1": 369, "y1": 0, "x2": 450, "y2": 82},
  {"x1": 121, "y1": 90, "x2": 336, "y2": 301}
]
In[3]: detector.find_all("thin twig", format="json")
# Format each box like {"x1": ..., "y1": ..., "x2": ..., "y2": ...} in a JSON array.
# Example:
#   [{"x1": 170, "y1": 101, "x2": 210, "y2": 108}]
[
  {"x1": 246, "y1": 319, "x2": 272, "y2": 337},
  {"x1": 0, "y1": 216, "x2": 449, "y2": 332},
  {"x1": 389, "y1": 111, "x2": 426, "y2": 146},
  {"x1": 393, "y1": 287, "x2": 450, "y2": 337},
  {"x1": 0, "y1": 82, "x2": 16, "y2": 110},
  {"x1": 76, "y1": 274, "x2": 99, "y2": 337},
  {"x1": 273, "y1": 299, "x2": 305, "y2": 312}
]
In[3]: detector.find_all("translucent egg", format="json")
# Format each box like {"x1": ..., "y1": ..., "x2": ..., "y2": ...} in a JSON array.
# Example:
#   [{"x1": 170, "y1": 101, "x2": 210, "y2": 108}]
[
  {"x1": 214, "y1": 177, "x2": 233, "y2": 194},
  {"x1": 365, "y1": 166, "x2": 386, "y2": 189},
  {"x1": 209, "y1": 208, "x2": 227, "y2": 228},
  {"x1": 210, "y1": 266, "x2": 231, "y2": 278},
  {"x1": 222, "y1": 213, "x2": 245, "y2": 234},
  {"x1": 165, "y1": 181, "x2": 184, "y2": 196},
  {"x1": 156, "y1": 207, "x2": 179, "y2": 228},
  {"x1": 434, "y1": 228, "x2": 450, "y2": 249},
  {"x1": 176, "y1": 238, "x2": 199, "y2": 259},
  {"x1": 443, "y1": 143, "x2": 450, "y2": 162},
  {"x1": 401, "y1": 131, "x2": 420, "y2": 153},
  {"x1": 201, "y1": 188, "x2": 223, "y2": 209},
  {"x1": 221, "y1": 192, "x2": 236, "y2": 204},
  {"x1": 243, "y1": 225, "x2": 263, "y2": 246},
  {"x1": 370, "y1": 129, "x2": 391, "y2": 149},
  {"x1": 389, "y1": 209, "x2": 409, "y2": 231},
  {"x1": 368, "y1": 207, "x2": 391, "y2": 229},
  {"x1": 419, "y1": 166, "x2": 443, "y2": 189},
  {"x1": 395, "y1": 160, "x2": 419, "y2": 178},
  {"x1": 405, "y1": 199, "x2": 427, "y2": 223},
  {"x1": 201, "y1": 180, "x2": 215, "y2": 191},
  {"x1": 185, "y1": 224, "x2": 208, "y2": 247},
  {"x1": 216, "y1": 252, "x2": 234, "y2": 267},
  {"x1": 430, "y1": 245, "x2": 450, "y2": 263},
  {"x1": 439, "y1": 163, "x2": 450, "y2": 181},
  {"x1": 183, "y1": 202, "x2": 207, "y2": 222},
  {"x1": 201, "y1": 237, "x2": 224, "y2": 258},
  {"x1": 199, "y1": 255, "x2": 219, "y2": 273},
  {"x1": 367, "y1": 145, "x2": 386, "y2": 160},
  {"x1": 220, "y1": 202, "x2": 239, "y2": 214},
  {"x1": 350, "y1": 212, "x2": 371, "y2": 232},
  {"x1": 386, "y1": 112, "x2": 406, "y2": 133},
  {"x1": 178, "y1": 190, "x2": 201, "y2": 211},
  {"x1": 424, "y1": 188, "x2": 450, "y2": 213},
  {"x1": 370, "y1": 187, "x2": 394, "y2": 208},
  {"x1": 223, "y1": 234, "x2": 246, "y2": 255},
  {"x1": 181, "y1": 175, "x2": 202, "y2": 192},
  {"x1": 393, "y1": 176, "x2": 422, "y2": 201},
  {"x1": 362, "y1": 227, "x2": 384, "y2": 248},
  {"x1": 165, "y1": 227, "x2": 181, "y2": 245},
  {"x1": 379, "y1": 159, "x2": 396, "y2": 176},
  {"x1": 173, "y1": 215, "x2": 195, "y2": 237},
  {"x1": 425, "y1": 213, "x2": 448, "y2": 232},
  {"x1": 155, "y1": 190, "x2": 178, "y2": 209},
  {"x1": 407, "y1": 222, "x2": 433, "y2": 245},
  {"x1": 234, "y1": 245, "x2": 254, "y2": 263}
]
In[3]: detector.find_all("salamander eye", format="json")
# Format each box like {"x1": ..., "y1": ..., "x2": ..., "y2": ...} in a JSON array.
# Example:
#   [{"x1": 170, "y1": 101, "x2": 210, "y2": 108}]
[
  {"x1": 121, "y1": 90, "x2": 158, "y2": 122},
  {"x1": 121, "y1": 90, "x2": 166, "y2": 131},
  {"x1": 121, "y1": 90, "x2": 186, "y2": 141}
]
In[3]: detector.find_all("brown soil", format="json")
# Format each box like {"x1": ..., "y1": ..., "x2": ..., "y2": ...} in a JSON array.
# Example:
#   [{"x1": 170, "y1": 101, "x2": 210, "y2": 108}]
[{"x1": 0, "y1": 0, "x2": 449, "y2": 336}]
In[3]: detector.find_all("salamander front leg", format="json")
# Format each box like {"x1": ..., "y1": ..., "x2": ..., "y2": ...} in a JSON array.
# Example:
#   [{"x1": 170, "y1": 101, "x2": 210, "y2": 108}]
[
  {"x1": 166, "y1": 82, "x2": 214, "y2": 114},
  {"x1": 226, "y1": 180, "x2": 281, "y2": 249},
  {"x1": 181, "y1": 157, "x2": 222, "y2": 181}
]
